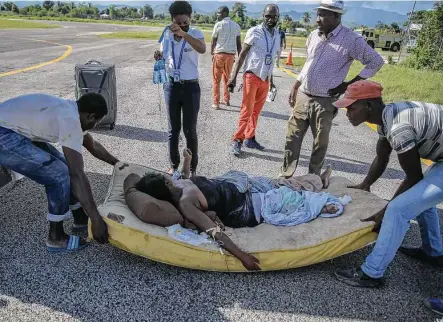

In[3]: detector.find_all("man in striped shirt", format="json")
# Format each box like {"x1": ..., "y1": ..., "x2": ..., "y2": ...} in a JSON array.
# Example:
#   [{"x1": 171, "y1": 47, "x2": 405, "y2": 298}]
[
  {"x1": 211, "y1": 6, "x2": 242, "y2": 109},
  {"x1": 332, "y1": 80, "x2": 443, "y2": 288}
]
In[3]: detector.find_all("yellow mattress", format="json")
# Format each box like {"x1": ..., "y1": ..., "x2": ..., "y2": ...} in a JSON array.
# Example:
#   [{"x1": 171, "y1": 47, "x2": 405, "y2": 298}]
[{"x1": 89, "y1": 163, "x2": 386, "y2": 272}]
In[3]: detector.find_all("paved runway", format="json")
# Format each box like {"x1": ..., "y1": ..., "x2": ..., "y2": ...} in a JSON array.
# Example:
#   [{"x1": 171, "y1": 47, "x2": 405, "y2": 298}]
[{"x1": 0, "y1": 21, "x2": 442, "y2": 322}]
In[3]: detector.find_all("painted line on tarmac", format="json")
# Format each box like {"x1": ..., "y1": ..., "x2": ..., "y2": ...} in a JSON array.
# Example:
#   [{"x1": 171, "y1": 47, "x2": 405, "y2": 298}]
[
  {"x1": 278, "y1": 65, "x2": 433, "y2": 167},
  {"x1": 0, "y1": 38, "x2": 72, "y2": 78}
]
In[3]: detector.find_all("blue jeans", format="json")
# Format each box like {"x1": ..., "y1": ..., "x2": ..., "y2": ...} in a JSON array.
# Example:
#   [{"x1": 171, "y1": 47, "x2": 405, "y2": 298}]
[
  {"x1": 0, "y1": 126, "x2": 75, "y2": 221},
  {"x1": 163, "y1": 81, "x2": 200, "y2": 172},
  {"x1": 362, "y1": 162, "x2": 443, "y2": 278}
]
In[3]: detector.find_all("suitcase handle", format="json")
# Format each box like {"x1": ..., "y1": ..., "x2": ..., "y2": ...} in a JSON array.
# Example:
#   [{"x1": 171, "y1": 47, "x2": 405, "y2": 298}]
[{"x1": 86, "y1": 60, "x2": 103, "y2": 65}]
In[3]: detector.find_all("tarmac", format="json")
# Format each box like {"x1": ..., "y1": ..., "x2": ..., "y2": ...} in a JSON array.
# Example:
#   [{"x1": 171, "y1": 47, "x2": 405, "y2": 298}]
[{"x1": 0, "y1": 20, "x2": 442, "y2": 322}]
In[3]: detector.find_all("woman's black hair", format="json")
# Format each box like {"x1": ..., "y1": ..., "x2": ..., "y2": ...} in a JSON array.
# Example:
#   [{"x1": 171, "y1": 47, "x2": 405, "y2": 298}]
[{"x1": 136, "y1": 173, "x2": 175, "y2": 204}]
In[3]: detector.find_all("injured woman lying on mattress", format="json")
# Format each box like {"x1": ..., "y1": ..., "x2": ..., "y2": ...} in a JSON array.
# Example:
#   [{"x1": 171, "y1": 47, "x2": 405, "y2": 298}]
[{"x1": 124, "y1": 149, "x2": 350, "y2": 271}]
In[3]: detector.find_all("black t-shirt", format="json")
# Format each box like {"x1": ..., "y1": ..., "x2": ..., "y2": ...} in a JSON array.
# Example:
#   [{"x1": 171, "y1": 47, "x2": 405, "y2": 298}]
[{"x1": 191, "y1": 176, "x2": 259, "y2": 228}]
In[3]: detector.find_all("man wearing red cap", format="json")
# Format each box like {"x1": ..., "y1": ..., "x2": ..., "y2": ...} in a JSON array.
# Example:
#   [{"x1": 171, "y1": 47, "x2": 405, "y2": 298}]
[
  {"x1": 332, "y1": 80, "x2": 443, "y2": 288},
  {"x1": 280, "y1": 0, "x2": 384, "y2": 177}
]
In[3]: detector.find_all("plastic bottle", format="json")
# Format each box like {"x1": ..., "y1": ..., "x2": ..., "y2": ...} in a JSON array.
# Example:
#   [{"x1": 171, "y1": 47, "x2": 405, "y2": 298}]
[{"x1": 153, "y1": 60, "x2": 160, "y2": 84}]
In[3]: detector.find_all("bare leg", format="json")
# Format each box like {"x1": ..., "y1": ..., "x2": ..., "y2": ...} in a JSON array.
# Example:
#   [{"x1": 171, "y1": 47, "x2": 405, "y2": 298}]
[{"x1": 320, "y1": 165, "x2": 332, "y2": 189}]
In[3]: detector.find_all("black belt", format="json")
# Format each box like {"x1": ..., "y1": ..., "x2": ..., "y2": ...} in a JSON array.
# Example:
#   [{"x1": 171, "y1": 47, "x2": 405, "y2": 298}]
[{"x1": 169, "y1": 76, "x2": 199, "y2": 84}]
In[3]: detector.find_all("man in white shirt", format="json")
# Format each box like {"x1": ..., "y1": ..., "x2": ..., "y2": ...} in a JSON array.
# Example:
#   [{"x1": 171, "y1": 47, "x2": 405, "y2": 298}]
[
  {"x1": 0, "y1": 93, "x2": 120, "y2": 252},
  {"x1": 211, "y1": 6, "x2": 242, "y2": 109},
  {"x1": 158, "y1": 0, "x2": 206, "y2": 176},
  {"x1": 227, "y1": 4, "x2": 280, "y2": 156}
]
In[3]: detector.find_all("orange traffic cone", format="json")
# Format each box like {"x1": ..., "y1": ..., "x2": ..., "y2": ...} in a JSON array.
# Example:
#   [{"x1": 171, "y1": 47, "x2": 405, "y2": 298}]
[{"x1": 286, "y1": 42, "x2": 293, "y2": 66}]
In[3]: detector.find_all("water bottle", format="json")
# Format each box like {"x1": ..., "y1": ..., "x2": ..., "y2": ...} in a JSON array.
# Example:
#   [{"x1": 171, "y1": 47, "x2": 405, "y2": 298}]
[
  {"x1": 266, "y1": 86, "x2": 277, "y2": 102},
  {"x1": 153, "y1": 61, "x2": 160, "y2": 84},
  {"x1": 160, "y1": 68, "x2": 167, "y2": 84}
]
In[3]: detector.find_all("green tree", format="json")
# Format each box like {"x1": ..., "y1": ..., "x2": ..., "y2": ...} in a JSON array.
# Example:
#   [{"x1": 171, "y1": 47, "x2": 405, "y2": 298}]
[
  {"x1": 390, "y1": 22, "x2": 401, "y2": 33},
  {"x1": 375, "y1": 21, "x2": 390, "y2": 30},
  {"x1": 11, "y1": 3, "x2": 19, "y2": 13},
  {"x1": 291, "y1": 20, "x2": 303, "y2": 30},
  {"x1": 407, "y1": 9, "x2": 427, "y2": 25},
  {"x1": 281, "y1": 14, "x2": 292, "y2": 32},
  {"x1": 231, "y1": 2, "x2": 246, "y2": 27},
  {"x1": 43, "y1": 1, "x2": 55, "y2": 10},
  {"x1": 109, "y1": 5, "x2": 116, "y2": 19},
  {"x1": 303, "y1": 12, "x2": 311, "y2": 25},
  {"x1": 142, "y1": 4, "x2": 154, "y2": 19},
  {"x1": 154, "y1": 13, "x2": 165, "y2": 20},
  {"x1": 3, "y1": 2, "x2": 14, "y2": 11},
  {"x1": 406, "y1": 2, "x2": 443, "y2": 70}
]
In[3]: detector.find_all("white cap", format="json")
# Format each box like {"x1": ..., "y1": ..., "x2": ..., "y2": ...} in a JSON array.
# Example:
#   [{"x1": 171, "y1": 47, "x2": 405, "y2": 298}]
[{"x1": 314, "y1": 0, "x2": 346, "y2": 14}]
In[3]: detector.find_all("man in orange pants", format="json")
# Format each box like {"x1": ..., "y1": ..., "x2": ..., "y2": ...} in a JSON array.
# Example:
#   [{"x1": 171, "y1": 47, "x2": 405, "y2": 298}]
[
  {"x1": 227, "y1": 4, "x2": 279, "y2": 156},
  {"x1": 211, "y1": 6, "x2": 242, "y2": 109}
]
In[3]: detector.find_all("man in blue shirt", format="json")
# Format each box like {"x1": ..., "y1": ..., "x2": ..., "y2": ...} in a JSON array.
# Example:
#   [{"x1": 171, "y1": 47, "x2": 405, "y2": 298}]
[{"x1": 276, "y1": 27, "x2": 286, "y2": 67}]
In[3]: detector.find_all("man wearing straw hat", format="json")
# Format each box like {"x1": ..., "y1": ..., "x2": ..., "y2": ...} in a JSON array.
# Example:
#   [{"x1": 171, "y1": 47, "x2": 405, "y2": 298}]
[{"x1": 279, "y1": 0, "x2": 384, "y2": 177}]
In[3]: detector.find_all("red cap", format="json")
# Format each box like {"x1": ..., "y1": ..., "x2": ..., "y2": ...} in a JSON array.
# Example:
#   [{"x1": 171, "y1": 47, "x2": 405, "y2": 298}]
[{"x1": 333, "y1": 80, "x2": 383, "y2": 108}]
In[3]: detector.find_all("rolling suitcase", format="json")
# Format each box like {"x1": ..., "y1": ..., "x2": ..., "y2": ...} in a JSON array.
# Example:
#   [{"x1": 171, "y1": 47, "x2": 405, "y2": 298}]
[{"x1": 75, "y1": 60, "x2": 117, "y2": 130}]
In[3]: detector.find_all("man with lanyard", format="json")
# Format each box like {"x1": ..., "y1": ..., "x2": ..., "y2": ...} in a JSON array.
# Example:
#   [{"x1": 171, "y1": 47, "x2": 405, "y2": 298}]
[
  {"x1": 211, "y1": 6, "x2": 242, "y2": 110},
  {"x1": 279, "y1": 0, "x2": 383, "y2": 177},
  {"x1": 227, "y1": 4, "x2": 280, "y2": 156},
  {"x1": 330, "y1": 80, "x2": 443, "y2": 288},
  {"x1": 275, "y1": 26, "x2": 286, "y2": 67},
  {"x1": 158, "y1": 0, "x2": 206, "y2": 176}
]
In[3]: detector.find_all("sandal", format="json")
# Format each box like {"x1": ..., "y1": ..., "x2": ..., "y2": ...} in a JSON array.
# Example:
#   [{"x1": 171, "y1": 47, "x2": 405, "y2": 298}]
[{"x1": 47, "y1": 235, "x2": 89, "y2": 253}]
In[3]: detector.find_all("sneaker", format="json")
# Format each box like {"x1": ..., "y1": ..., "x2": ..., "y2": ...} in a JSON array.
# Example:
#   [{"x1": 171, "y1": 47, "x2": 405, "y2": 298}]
[
  {"x1": 244, "y1": 137, "x2": 265, "y2": 151},
  {"x1": 212, "y1": 104, "x2": 219, "y2": 110},
  {"x1": 399, "y1": 246, "x2": 443, "y2": 267},
  {"x1": 223, "y1": 101, "x2": 230, "y2": 106},
  {"x1": 424, "y1": 298, "x2": 443, "y2": 316},
  {"x1": 230, "y1": 140, "x2": 242, "y2": 156},
  {"x1": 334, "y1": 267, "x2": 384, "y2": 288}
]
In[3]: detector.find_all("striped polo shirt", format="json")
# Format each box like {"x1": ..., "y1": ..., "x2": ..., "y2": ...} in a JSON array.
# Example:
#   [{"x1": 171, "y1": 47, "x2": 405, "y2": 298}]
[{"x1": 377, "y1": 101, "x2": 443, "y2": 161}]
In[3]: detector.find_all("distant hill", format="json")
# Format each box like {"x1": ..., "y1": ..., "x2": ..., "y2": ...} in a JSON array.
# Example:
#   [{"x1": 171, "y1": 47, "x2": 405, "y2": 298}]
[{"x1": 13, "y1": 1, "x2": 434, "y2": 27}]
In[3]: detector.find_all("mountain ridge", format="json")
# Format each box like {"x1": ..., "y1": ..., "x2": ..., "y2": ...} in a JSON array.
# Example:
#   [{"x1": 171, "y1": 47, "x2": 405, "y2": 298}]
[{"x1": 12, "y1": 1, "x2": 434, "y2": 27}]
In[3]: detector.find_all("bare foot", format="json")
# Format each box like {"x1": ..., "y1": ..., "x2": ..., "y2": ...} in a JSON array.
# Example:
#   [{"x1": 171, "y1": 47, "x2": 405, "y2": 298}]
[
  {"x1": 181, "y1": 148, "x2": 192, "y2": 179},
  {"x1": 167, "y1": 168, "x2": 176, "y2": 175},
  {"x1": 183, "y1": 148, "x2": 192, "y2": 160},
  {"x1": 47, "y1": 223, "x2": 88, "y2": 251},
  {"x1": 320, "y1": 165, "x2": 332, "y2": 189}
]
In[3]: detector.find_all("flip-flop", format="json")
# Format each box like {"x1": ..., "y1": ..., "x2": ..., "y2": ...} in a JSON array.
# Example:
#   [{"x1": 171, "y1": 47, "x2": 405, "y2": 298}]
[
  {"x1": 424, "y1": 298, "x2": 443, "y2": 316},
  {"x1": 47, "y1": 235, "x2": 89, "y2": 253}
]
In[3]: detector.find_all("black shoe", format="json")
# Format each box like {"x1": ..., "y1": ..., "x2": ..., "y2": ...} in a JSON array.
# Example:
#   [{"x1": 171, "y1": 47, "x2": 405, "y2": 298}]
[
  {"x1": 399, "y1": 246, "x2": 443, "y2": 267},
  {"x1": 334, "y1": 267, "x2": 384, "y2": 288},
  {"x1": 244, "y1": 137, "x2": 265, "y2": 151}
]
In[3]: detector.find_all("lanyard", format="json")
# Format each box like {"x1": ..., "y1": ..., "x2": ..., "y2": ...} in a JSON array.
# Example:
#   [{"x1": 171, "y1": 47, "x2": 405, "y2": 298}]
[
  {"x1": 262, "y1": 28, "x2": 276, "y2": 54},
  {"x1": 171, "y1": 39, "x2": 187, "y2": 71}
]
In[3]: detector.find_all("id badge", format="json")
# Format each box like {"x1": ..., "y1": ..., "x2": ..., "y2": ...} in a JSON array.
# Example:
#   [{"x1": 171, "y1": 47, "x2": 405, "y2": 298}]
[
  {"x1": 265, "y1": 54, "x2": 272, "y2": 66},
  {"x1": 173, "y1": 71, "x2": 180, "y2": 82}
]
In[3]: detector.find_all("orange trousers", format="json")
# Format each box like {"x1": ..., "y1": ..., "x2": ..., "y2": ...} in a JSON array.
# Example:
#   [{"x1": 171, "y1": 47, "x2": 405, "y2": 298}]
[
  {"x1": 232, "y1": 72, "x2": 269, "y2": 141},
  {"x1": 212, "y1": 53, "x2": 235, "y2": 105}
]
